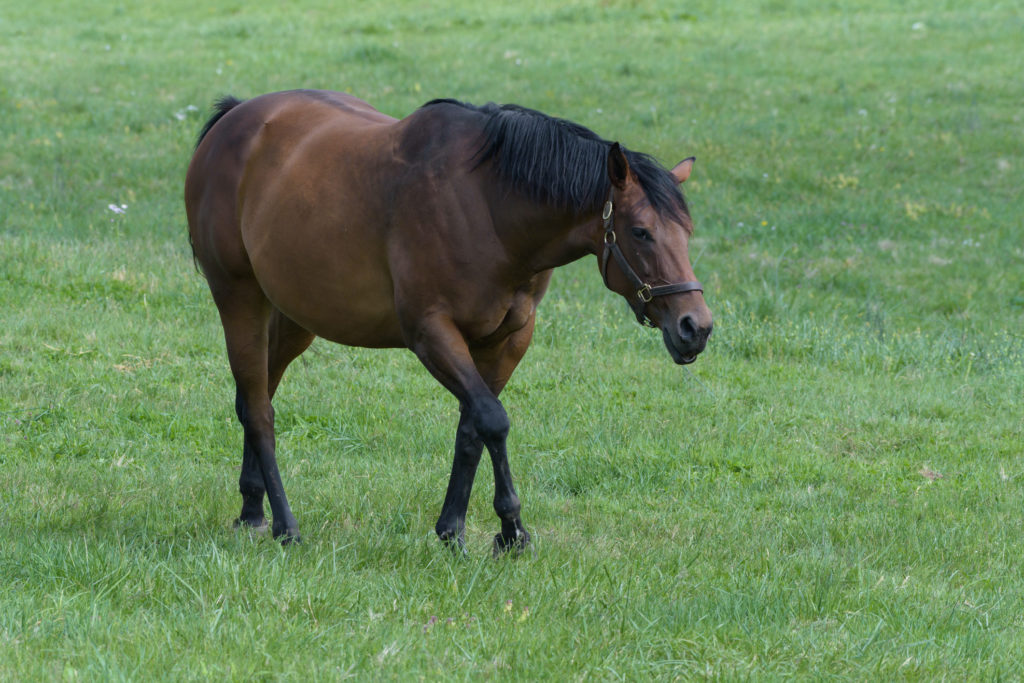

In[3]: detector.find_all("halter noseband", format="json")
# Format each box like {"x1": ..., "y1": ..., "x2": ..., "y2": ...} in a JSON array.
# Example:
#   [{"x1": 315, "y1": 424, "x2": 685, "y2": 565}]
[{"x1": 600, "y1": 194, "x2": 703, "y2": 328}]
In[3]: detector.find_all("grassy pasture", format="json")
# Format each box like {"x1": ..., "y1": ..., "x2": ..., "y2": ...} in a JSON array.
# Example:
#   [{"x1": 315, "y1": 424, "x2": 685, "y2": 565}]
[{"x1": 2, "y1": 0, "x2": 1023, "y2": 678}]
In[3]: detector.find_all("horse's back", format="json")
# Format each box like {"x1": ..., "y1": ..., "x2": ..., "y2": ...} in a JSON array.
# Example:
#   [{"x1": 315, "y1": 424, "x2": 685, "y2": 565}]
[
  {"x1": 186, "y1": 89, "x2": 396, "y2": 229},
  {"x1": 185, "y1": 90, "x2": 514, "y2": 349}
]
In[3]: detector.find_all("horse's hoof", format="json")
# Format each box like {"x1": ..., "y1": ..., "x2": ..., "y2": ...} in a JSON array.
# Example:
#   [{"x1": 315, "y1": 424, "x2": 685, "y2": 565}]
[
  {"x1": 441, "y1": 536, "x2": 469, "y2": 557},
  {"x1": 492, "y1": 529, "x2": 531, "y2": 558},
  {"x1": 272, "y1": 524, "x2": 301, "y2": 545},
  {"x1": 436, "y1": 528, "x2": 469, "y2": 557},
  {"x1": 234, "y1": 517, "x2": 269, "y2": 534},
  {"x1": 279, "y1": 533, "x2": 301, "y2": 546}
]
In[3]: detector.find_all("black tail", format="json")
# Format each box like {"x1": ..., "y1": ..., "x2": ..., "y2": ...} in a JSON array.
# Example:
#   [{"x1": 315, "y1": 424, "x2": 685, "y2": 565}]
[{"x1": 195, "y1": 95, "x2": 244, "y2": 149}]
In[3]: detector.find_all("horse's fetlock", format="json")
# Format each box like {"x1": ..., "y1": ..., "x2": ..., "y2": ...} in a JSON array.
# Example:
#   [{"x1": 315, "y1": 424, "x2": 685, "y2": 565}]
[
  {"x1": 493, "y1": 494, "x2": 521, "y2": 521},
  {"x1": 435, "y1": 519, "x2": 457, "y2": 541},
  {"x1": 239, "y1": 482, "x2": 265, "y2": 497}
]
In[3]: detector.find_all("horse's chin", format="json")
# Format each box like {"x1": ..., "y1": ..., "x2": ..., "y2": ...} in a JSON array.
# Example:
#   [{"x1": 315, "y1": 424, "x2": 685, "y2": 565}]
[{"x1": 662, "y1": 327, "x2": 701, "y2": 365}]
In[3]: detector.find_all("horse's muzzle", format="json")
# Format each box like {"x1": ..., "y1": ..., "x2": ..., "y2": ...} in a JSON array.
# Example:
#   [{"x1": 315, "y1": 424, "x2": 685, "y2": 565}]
[{"x1": 662, "y1": 314, "x2": 713, "y2": 365}]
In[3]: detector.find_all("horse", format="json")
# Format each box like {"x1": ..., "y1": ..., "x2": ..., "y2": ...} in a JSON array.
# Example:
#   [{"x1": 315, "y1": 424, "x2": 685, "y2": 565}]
[{"x1": 184, "y1": 89, "x2": 712, "y2": 553}]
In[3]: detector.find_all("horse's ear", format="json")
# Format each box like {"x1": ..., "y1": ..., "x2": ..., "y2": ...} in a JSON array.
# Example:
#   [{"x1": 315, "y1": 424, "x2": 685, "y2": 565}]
[
  {"x1": 670, "y1": 156, "x2": 696, "y2": 185},
  {"x1": 607, "y1": 142, "x2": 631, "y2": 190}
]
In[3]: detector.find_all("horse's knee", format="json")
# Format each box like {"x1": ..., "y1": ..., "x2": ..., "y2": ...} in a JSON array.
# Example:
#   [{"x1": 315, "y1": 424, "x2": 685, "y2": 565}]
[
  {"x1": 456, "y1": 410, "x2": 484, "y2": 448},
  {"x1": 471, "y1": 399, "x2": 509, "y2": 444}
]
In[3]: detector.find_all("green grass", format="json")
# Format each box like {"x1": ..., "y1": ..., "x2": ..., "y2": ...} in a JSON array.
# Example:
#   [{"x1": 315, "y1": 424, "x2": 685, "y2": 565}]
[{"x1": 2, "y1": 0, "x2": 1024, "y2": 678}]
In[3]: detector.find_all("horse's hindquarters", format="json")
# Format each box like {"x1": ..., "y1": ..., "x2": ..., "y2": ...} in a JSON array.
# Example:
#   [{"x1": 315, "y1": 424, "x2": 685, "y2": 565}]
[{"x1": 189, "y1": 93, "x2": 407, "y2": 348}]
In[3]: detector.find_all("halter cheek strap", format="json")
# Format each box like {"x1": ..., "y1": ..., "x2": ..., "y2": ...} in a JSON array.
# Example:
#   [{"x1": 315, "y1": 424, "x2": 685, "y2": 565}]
[{"x1": 600, "y1": 197, "x2": 703, "y2": 327}]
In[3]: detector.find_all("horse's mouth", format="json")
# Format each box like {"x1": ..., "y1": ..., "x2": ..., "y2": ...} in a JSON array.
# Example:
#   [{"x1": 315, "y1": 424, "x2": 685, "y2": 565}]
[
  {"x1": 662, "y1": 327, "x2": 705, "y2": 365},
  {"x1": 670, "y1": 350, "x2": 698, "y2": 366}
]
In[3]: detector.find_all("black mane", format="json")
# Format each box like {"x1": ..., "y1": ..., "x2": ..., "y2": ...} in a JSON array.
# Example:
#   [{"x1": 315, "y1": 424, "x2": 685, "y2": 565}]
[{"x1": 422, "y1": 99, "x2": 687, "y2": 217}]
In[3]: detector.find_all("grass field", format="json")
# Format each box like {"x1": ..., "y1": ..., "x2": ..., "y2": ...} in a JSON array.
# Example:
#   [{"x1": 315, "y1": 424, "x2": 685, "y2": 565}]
[{"x1": 2, "y1": 0, "x2": 1023, "y2": 678}]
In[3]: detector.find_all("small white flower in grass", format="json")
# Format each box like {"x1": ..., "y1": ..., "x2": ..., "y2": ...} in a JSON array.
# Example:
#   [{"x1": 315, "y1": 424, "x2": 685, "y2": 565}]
[
  {"x1": 174, "y1": 105, "x2": 200, "y2": 122},
  {"x1": 108, "y1": 203, "x2": 127, "y2": 215},
  {"x1": 912, "y1": 22, "x2": 925, "y2": 31}
]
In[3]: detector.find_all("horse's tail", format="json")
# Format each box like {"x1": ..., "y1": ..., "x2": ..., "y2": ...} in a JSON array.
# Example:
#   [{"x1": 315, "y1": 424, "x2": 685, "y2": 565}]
[{"x1": 195, "y1": 95, "x2": 244, "y2": 149}]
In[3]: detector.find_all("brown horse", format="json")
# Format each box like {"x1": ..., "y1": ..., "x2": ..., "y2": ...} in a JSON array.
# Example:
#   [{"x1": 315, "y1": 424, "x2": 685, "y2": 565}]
[{"x1": 185, "y1": 89, "x2": 712, "y2": 552}]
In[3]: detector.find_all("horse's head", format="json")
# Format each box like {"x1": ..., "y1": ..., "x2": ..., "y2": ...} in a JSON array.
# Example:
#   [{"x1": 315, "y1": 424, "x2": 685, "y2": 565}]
[{"x1": 599, "y1": 144, "x2": 713, "y2": 364}]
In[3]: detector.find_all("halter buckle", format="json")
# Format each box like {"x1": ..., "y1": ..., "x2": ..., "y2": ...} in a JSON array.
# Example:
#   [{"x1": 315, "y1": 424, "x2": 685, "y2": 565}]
[
  {"x1": 602, "y1": 200, "x2": 613, "y2": 221},
  {"x1": 637, "y1": 284, "x2": 653, "y2": 303},
  {"x1": 604, "y1": 229, "x2": 616, "y2": 245}
]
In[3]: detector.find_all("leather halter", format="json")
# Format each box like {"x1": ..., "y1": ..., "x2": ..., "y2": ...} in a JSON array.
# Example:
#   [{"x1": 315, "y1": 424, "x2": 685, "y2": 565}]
[{"x1": 600, "y1": 194, "x2": 703, "y2": 328}]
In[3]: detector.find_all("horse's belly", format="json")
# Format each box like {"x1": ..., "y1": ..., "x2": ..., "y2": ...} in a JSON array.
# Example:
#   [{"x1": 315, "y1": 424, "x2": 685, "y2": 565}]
[
  {"x1": 246, "y1": 228, "x2": 405, "y2": 348},
  {"x1": 264, "y1": 278, "x2": 405, "y2": 349}
]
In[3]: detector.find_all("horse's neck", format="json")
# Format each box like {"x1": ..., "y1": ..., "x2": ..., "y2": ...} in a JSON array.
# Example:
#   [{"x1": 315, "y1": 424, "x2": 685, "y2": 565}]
[{"x1": 493, "y1": 201, "x2": 601, "y2": 275}]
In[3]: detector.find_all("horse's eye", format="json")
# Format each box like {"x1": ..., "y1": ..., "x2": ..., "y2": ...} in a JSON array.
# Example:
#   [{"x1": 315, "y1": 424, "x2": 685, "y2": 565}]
[{"x1": 631, "y1": 227, "x2": 653, "y2": 242}]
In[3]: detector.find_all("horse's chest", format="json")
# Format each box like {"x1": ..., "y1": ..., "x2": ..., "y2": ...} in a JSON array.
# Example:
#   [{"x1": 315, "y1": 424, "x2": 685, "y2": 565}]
[
  {"x1": 467, "y1": 288, "x2": 537, "y2": 345},
  {"x1": 498, "y1": 293, "x2": 536, "y2": 333}
]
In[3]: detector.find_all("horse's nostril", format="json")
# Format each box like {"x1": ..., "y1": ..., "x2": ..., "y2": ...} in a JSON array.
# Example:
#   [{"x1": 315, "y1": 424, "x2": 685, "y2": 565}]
[{"x1": 679, "y1": 314, "x2": 697, "y2": 342}]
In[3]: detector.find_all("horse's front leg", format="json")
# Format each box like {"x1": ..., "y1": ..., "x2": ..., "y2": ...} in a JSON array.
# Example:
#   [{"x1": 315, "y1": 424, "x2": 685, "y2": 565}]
[
  {"x1": 437, "y1": 398, "x2": 530, "y2": 555},
  {"x1": 475, "y1": 320, "x2": 537, "y2": 554},
  {"x1": 483, "y1": 414, "x2": 530, "y2": 555},
  {"x1": 409, "y1": 314, "x2": 531, "y2": 554}
]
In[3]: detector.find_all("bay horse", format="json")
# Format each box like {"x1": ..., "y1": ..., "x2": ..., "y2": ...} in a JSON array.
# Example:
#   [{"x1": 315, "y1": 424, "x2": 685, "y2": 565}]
[{"x1": 184, "y1": 89, "x2": 712, "y2": 552}]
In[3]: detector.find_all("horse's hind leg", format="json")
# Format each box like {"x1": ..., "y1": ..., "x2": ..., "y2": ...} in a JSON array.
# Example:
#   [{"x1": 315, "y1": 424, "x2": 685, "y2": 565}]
[
  {"x1": 435, "y1": 404, "x2": 484, "y2": 550},
  {"x1": 235, "y1": 309, "x2": 315, "y2": 531},
  {"x1": 234, "y1": 389, "x2": 268, "y2": 531},
  {"x1": 215, "y1": 285, "x2": 302, "y2": 542},
  {"x1": 267, "y1": 310, "x2": 316, "y2": 398}
]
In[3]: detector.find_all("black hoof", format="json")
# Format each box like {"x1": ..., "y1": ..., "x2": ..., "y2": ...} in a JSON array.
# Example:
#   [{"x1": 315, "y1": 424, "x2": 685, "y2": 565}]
[
  {"x1": 492, "y1": 529, "x2": 531, "y2": 558},
  {"x1": 437, "y1": 529, "x2": 468, "y2": 556},
  {"x1": 272, "y1": 523, "x2": 301, "y2": 545},
  {"x1": 278, "y1": 532, "x2": 301, "y2": 546},
  {"x1": 443, "y1": 537, "x2": 469, "y2": 557}
]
